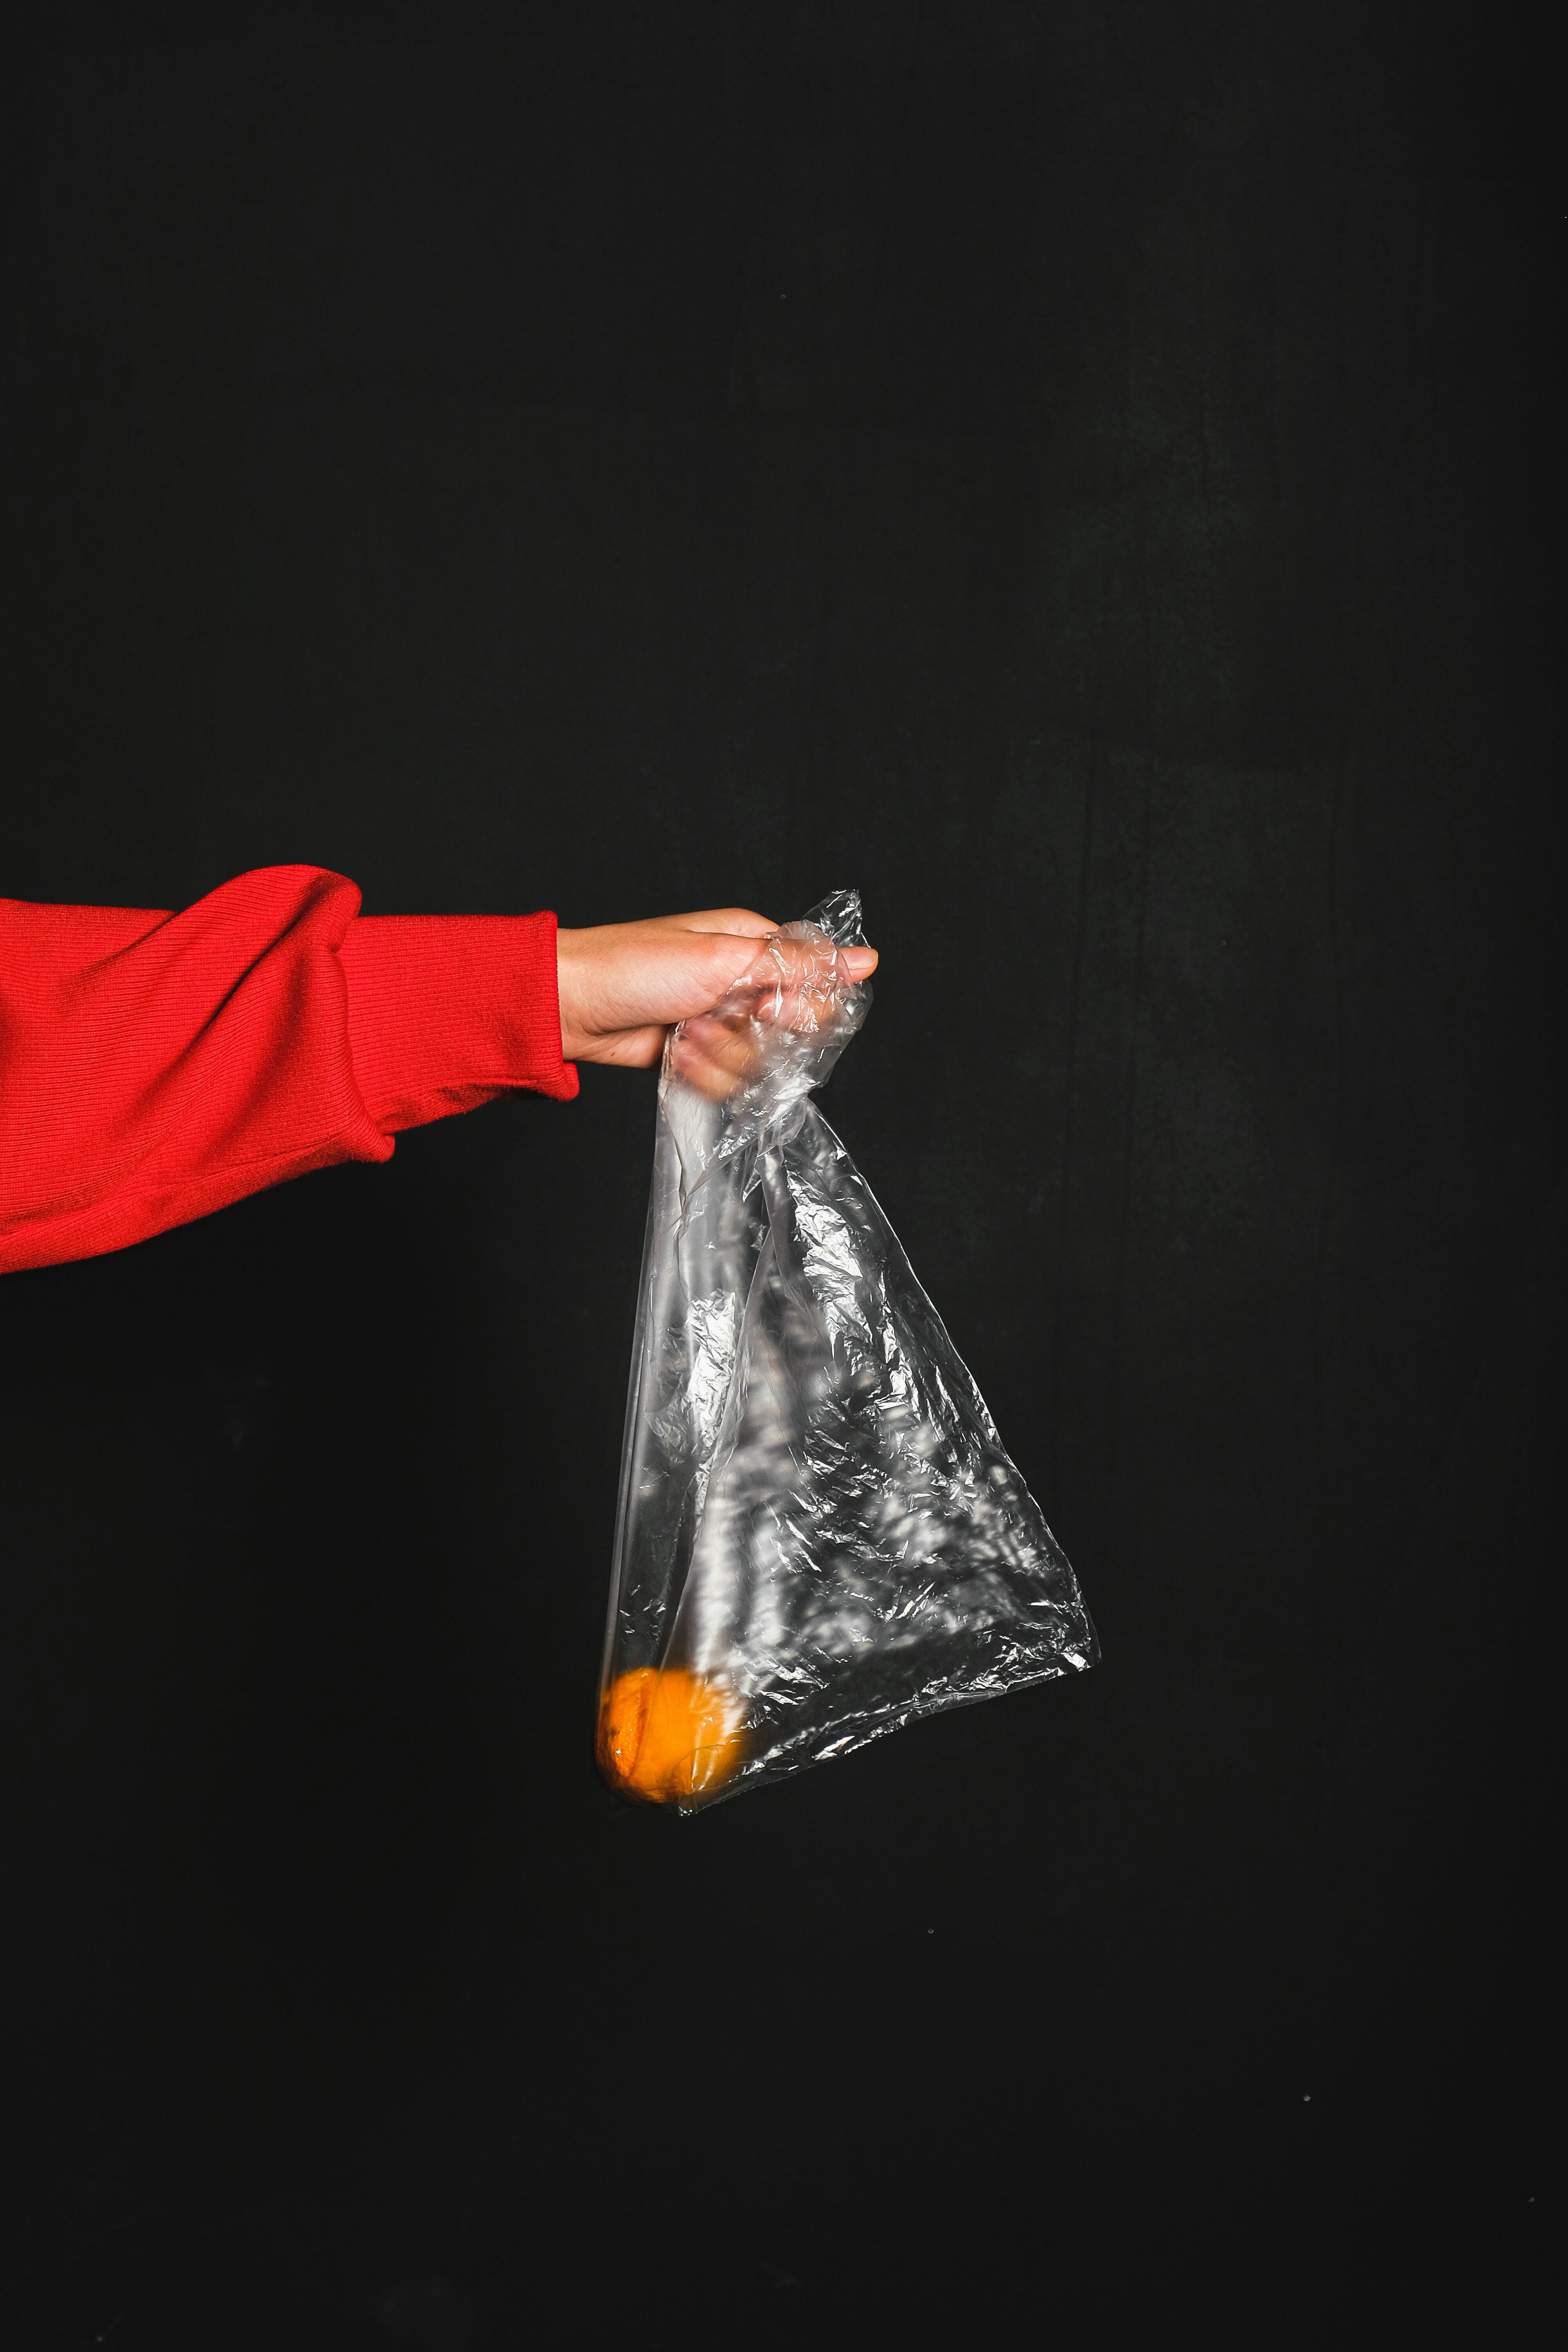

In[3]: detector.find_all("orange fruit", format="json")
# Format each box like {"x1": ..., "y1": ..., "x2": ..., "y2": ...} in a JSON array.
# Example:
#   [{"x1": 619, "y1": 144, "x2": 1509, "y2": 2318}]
[{"x1": 598, "y1": 1666, "x2": 746, "y2": 1806}]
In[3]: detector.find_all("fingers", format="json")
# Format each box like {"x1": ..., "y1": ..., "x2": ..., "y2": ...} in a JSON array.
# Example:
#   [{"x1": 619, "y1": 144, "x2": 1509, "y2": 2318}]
[
  {"x1": 666, "y1": 931, "x2": 877, "y2": 1101},
  {"x1": 667, "y1": 1011, "x2": 764, "y2": 1099},
  {"x1": 718, "y1": 933, "x2": 876, "y2": 1028},
  {"x1": 667, "y1": 1008, "x2": 816, "y2": 1103}
]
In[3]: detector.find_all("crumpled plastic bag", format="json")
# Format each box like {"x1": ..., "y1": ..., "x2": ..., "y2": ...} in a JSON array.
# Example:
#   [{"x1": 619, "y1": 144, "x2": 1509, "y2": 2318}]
[{"x1": 597, "y1": 890, "x2": 1098, "y2": 1809}]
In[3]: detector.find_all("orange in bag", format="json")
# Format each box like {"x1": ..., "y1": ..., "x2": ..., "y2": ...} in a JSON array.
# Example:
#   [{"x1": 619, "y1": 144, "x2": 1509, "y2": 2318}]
[{"x1": 598, "y1": 1667, "x2": 746, "y2": 1805}]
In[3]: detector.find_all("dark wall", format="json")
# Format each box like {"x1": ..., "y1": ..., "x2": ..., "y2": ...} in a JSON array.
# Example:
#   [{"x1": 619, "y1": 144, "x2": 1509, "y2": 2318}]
[{"x1": 1, "y1": 7, "x2": 1556, "y2": 2345}]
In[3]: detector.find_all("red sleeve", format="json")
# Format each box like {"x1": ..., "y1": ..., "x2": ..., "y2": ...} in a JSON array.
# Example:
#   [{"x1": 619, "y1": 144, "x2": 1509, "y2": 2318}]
[{"x1": 0, "y1": 864, "x2": 578, "y2": 1276}]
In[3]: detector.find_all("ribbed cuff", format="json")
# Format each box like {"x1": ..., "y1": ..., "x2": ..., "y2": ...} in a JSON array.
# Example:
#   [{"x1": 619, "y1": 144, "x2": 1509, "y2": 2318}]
[{"x1": 338, "y1": 910, "x2": 579, "y2": 1134}]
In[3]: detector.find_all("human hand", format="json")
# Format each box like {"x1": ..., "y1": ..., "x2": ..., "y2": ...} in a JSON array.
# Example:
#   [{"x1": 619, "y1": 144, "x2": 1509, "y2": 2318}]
[{"x1": 556, "y1": 909, "x2": 878, "y2": 1097}]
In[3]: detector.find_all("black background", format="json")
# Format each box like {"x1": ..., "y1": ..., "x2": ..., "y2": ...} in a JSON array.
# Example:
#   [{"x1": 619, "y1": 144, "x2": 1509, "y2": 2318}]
[{"x1": 1, "y1": 5, "x2": 1557, "y2": 2345}]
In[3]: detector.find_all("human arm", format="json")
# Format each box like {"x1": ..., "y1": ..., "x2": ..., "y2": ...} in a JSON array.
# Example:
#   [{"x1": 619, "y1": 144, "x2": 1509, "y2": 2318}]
[
  {"x1": 0, "y1": 866, "x2": 573, "y2": 1275},
  {"x1": 0, "y1": 873, "x2": 877, "y2": 1276}
]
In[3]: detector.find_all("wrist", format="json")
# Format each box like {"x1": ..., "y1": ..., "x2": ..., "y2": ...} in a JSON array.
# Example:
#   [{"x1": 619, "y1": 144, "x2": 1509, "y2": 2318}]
[{"x1": 555, "y1": 926, "x2": 593, "y2": 1061}]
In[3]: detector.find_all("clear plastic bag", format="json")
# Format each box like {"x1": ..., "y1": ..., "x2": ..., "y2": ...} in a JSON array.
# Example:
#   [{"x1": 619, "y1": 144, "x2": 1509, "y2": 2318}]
[{"x1": 597, "y1": 891, "x2": 1098, "y2": 1809}]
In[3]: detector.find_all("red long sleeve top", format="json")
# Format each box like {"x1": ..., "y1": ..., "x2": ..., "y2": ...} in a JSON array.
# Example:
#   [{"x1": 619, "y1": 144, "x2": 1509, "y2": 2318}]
[{"x1": 0, "y1": 866, "x2": 578, "y2": 1276}]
